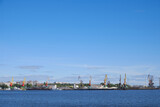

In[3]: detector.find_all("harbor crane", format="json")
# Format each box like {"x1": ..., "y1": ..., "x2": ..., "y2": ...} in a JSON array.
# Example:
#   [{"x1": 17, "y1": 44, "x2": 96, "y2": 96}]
[
  {"x1": 148, "y1": 74, "x2": 154, "y2": 88},
  {"x1": 104, "y1": 74, "x2": 107, "y2": 87}
]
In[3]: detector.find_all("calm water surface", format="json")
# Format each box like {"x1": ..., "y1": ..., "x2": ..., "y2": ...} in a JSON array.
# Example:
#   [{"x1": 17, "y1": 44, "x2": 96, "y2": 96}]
[{"x1": 0, "y1": 90, "x2": 160, "y2": 107}]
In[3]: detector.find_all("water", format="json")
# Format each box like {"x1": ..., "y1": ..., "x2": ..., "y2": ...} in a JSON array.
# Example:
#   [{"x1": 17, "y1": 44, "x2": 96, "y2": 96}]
[{"x1": 0, "y1": 90, "x2": 160, "y2": 107}]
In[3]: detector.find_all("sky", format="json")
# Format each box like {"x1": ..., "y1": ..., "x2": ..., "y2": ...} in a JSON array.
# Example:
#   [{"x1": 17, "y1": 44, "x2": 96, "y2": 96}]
[{"x1": 0, "y1": 0, "x2": 160, "y2": 85}]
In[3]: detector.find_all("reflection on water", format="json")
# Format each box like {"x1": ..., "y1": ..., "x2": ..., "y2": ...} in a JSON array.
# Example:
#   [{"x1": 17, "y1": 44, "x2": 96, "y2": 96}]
[{"x1": 0, "y1": 90, "x2": 160, "y2": 107}]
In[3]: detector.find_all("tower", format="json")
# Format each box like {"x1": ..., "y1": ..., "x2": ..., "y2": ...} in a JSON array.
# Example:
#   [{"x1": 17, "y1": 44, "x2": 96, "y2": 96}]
[
  {"x1": 119, "y1": 75, "x2": 121, "y2": 85},
  {"x1": 104, "y1": 74, "x2": 107, "y2": 87},
  {"x1": 145, "y1": 75, "x2": 147, "y2": 87},
  {"x1": 78, "y1": 76, "x2": 81, "y2": 82},
  {"x1": 78, "y1": 76, "x2": 84, "y2": 88},
  {"x1": 148, "y1": 74, "x2": 154, "y2": 88},
  {"x1": 124, "y1": 73, "x2": 126, "y2": 87},
  {"x1": 22, "y1": 78, "x2": 26, "y2": 87},
  {"x1": 119, "y1": 75, "x2": 122, "y2": 88},
  {"x1": 10, "y1": 77, "x2": 13, "y2": 88},
  {"x1": 45, "y1": 78, "x2": 49, "y2": 87},
  {"x1": 89, "y1": 76, "x2": 92, "y2": 87}
]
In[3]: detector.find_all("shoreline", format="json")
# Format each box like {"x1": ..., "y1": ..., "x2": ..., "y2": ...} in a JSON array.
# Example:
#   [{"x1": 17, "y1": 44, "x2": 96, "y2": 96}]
[{"x1": 0, "y1": 88, "x2": 160, "y2": 91}]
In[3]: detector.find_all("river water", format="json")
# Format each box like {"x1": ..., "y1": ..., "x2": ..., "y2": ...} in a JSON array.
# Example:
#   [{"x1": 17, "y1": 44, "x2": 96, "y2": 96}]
[{"x1": 0, "y1": 90, "x2": 160, "y2": 107}]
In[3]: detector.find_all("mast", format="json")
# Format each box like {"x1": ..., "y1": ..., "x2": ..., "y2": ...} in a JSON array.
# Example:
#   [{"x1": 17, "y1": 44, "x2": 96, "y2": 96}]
[
  {"x1": 119, "y1": 75, "x2": 121, "y2": 88},
  {"x1": 119, "y1": 75, "x2": 121, "y2": 85},
  {"x1": 22, "y1": 78, "x2": 26, "y2": 87},
  {"x1": 10, "y1": 77, "x2": 13, "y2": 88},
  {"x1": 104, "y1": 74, "x2": 107, "y2": 87},
  {"x1": 89, "y1": 76, "x2": 92, "y2": 87},
  {"x1": 12, "y1": 77, "x2": 13, "y2": 83},
  {"x1": 148, "y1": 74, "x2": 154, "y2": 87},
  {"x1": 45, "y1": 78, "x2": 49, "y2": 87},
  {"x1": 124, "y1": 73, "x2": 126, "y2": 87},
  {"x1": 145, "y1": 76, "x2": 147, "y2": 87}
]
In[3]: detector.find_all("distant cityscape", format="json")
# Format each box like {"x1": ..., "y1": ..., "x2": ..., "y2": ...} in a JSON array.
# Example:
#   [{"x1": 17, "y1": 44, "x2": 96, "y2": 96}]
[{"x1": 0, "y1": 74, "x2": 160, "y2": 91}]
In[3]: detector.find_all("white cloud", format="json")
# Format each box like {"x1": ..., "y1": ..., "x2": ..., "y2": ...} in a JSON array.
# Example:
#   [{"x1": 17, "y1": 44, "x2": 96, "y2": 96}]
[
  {"x1": 18, "y1": 65, "x2": 43, "y2": 70},
  {"x1": 0, "y1": 75, "x2": 52, "y2": 82},
  {"x1": 54, "y1": 64, "x2": 160, "y2": 85}
]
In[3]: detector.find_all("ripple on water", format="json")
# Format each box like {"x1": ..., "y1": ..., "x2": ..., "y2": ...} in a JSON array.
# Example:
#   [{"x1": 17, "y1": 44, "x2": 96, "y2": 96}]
[{"x1": 0, "y1": 90, "x2": 160, "y2": 107}]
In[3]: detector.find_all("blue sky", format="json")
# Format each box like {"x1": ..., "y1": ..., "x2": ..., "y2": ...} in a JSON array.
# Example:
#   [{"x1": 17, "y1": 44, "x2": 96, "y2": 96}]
[{"x1": 0, "y1": 0, "x2": 160, "y2": 85}]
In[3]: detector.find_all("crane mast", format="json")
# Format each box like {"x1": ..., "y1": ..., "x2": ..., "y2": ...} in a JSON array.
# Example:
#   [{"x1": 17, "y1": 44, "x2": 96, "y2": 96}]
[{"x1": 104, "y1": 74, "x2": 107, "y2": 87}]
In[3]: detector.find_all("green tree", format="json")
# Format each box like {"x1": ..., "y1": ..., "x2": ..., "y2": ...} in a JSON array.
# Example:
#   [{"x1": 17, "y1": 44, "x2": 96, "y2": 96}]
[
  {"x1": 26, "y1": 83, "x2": 32, "y2": 88},
  {"x1": 0, "y1": 84, "x2": 9, "y2": 89},
  {"x1": 12, "y1": 84, "x2": 22, "y2": 88}
]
